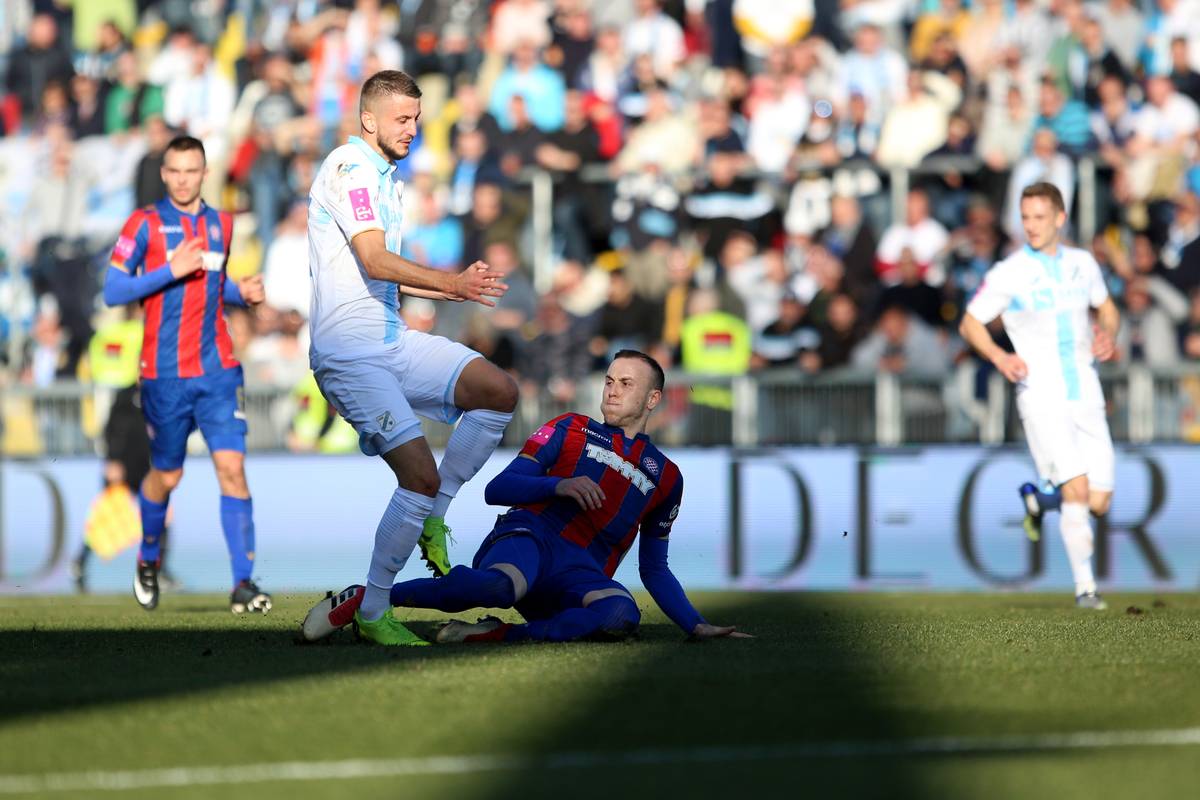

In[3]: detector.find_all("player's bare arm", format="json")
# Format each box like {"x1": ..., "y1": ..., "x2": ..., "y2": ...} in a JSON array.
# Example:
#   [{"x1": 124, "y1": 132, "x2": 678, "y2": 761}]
[
  {"x1": 959, "y1": 312, "x2": 1027, "y2": 382},
  {"x1": 351, "y1": 231, "x2": 507, "y2": 306},
  {"x1": 1092, "y1": 296, "x2": 1120, "y2": 361}
]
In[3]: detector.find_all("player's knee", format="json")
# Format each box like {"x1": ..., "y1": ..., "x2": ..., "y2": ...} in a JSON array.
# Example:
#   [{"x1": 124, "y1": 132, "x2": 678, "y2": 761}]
[
  {"x1": 1061, "y1": 477, "x2": 1089, "y2": 504},
  {"x1": 1090, "y1": 494, "x2": 1112, "y2": 516},
  {"x1": 462, "y1": 566, "x2": 516, "y2": 607},
  {"x1": 156, "y1": 468, "x2": 184, "y2": 493},
  {"x1": 492, "y1": 373, "x2": 519, "y2": 413},
  {"x1": 596, "y1": 597, "x2": 640, "y2": 636},
  {"x1": 398, "y1": 472, "x2": 440, "y2": 497}
]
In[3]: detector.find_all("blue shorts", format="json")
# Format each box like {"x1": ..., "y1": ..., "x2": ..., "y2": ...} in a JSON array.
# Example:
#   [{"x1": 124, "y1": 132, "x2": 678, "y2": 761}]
[
  {"x1": 141, "y1": 365, "x2": 248, "y2": 470},
  {"x1": 472, "y1": 512, "x2": 634, "y2": 622}
]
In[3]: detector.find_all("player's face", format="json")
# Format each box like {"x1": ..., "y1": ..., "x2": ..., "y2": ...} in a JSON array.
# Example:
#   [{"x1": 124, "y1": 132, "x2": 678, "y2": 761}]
[
  {"x1": 1020, "y1": 196, "x2": 1066, "y2": 252},
  {"x1": 366, "y1": 93, "x2": 421, "y2": 161},
  {"x1": 601, "y1": 358, "x2": 661, "y2": 430},
  {"x1": 161, "y1": 148, "x2": 207, "y2": 208}
]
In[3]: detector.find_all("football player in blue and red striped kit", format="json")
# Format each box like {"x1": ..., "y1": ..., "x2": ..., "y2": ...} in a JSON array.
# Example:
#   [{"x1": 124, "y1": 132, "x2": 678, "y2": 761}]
[
  {"x1": 303, "y1": 351, "x2": 750, "y2": 643},
  {"x1": 104, "y1": 135, "x2": 271, "y2": 614}
]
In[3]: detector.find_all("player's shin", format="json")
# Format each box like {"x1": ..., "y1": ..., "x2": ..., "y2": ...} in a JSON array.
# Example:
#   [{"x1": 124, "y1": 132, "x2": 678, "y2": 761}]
[
  {"x1": 390, "y1": 565, "x2": 516, "y2": 611},
  {"x1": 219, "y1": 495, "x2": 256, "y2": 584},
  {"x1": 361, "y1": 487, "x2": 435, "y2": 620},
  {"x1": 1059, "y1": 501, "x2": 1097, "y2": 595},
  {"x1": 430, "y1": 409, "x2": 513, "y2": 519},
  {"x1": 138, "y1": 490, "x2": 168, "y2": 563}
]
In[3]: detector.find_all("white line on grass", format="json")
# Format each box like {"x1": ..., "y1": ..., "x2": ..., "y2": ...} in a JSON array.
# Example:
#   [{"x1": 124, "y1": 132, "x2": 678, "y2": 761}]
[{"x1": 3, "y1": 727, "x2": 1199, "y2": 794}]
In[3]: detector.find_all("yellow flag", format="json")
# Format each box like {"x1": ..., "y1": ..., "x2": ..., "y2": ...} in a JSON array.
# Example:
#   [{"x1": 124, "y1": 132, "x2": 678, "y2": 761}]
[{"x1": 84, "y1": 485, "x2": 142, "y2": 560}]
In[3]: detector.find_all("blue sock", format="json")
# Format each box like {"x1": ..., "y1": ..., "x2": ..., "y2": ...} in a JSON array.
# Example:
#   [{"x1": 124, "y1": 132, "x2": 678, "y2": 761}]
[
  {"x1": 138, "y1": 490, "x2": 168, "y2": 563},
  {"x1": 1036, "y1": 486, "x2": 1062, "y2": 513},
  {"x1": 390, "y1": 565, "x2": 515, "y2": 611},
  {"x1": 219, "y1": 495, "x2": 255, "y2": 585}
]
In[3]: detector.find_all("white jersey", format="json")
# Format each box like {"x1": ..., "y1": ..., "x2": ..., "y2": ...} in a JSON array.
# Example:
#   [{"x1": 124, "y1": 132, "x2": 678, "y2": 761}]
[
  {"x1": 307, "y1": 136, "x2": 406, "y2": 361},
  {"x1": 966, "y1": 244, "x2": 1110, "y2": 406}
]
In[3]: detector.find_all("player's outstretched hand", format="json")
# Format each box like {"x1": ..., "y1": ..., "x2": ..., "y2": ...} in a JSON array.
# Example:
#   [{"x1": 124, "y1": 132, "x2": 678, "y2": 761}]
[
  {"x1": 451, "y1": 261, "x2": 509, "y2": 307},
  {"x1": 992, "y1": 352, "x2": 1028, "y2": 383},
  {"x1": 238, "y1": 274, "x2": 265, "y2": 305},
  {"x1": 555, "y1": 476, "x2": 606, "y2": 511},
  {"x1": 1092, "y1": 324, "x2": 1116, "y2": 361},
  {"x1": 691, "y1": 623, "x2": 754, "y2": 640},
  {"x1": 169, "y1": 237, "x2": 205, "y2": 279}
]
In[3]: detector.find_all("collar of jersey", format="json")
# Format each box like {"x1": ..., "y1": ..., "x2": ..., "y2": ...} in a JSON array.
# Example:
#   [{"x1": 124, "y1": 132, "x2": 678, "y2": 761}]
[
  {"x1": 348, "y1": 136, "x2": 396, "y2": 175},
  {"x1": 1023, "y1": 244, "x2": 1063, "y2": 282},
  {"x1": 597, "y1": 420, "x2": 649, "y2": 442},
  {"x1": 157, "y1": 197, "x2": 209, "y2": 219}
]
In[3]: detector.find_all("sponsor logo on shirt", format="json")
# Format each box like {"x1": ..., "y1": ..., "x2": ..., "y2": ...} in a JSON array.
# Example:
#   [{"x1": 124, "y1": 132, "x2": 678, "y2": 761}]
[
  {"x1": 113, "y1": 236, "x2": 136, "y2": 260},
  {"x1": 158, "y1": 225, "x2": 183, "y2": 234},
  {"x1": 529, "y1": 423, "x2": 556, "y2": 445},
  {"x1": 584, "y1": 427, "x2": 611, "y2": 445},
  {"x1": 584, "y1": 442, "x2": 654, "y2": 494},
  {"x1": 349, "y1": 187, "x2": 375, "y2": 222},
  {"x1": 659, "y1": 503, "x2": 680, "y2": 528}
]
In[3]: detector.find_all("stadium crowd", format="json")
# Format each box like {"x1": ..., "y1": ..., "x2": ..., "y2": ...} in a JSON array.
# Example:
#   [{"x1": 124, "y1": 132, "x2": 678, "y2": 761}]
[{"x1": 2, "y1": 0, "x2": 1200, "y2": 417}]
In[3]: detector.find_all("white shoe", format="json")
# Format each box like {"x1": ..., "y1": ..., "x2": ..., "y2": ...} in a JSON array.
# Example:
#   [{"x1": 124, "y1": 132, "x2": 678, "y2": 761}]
[{"x1": 301, "y1": 585, "x2": 365, "y2": 641}]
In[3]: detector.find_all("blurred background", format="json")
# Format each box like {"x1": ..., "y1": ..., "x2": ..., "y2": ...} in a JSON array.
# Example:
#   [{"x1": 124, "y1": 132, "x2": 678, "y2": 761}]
[{"x1": 1, "y1": 0, "x2": 1200, "y2": 458}]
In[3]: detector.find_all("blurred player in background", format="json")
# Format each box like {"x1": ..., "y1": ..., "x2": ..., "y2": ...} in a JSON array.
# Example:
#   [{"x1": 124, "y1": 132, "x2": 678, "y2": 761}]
[
  {"x1": 303, "y1": 351, "x2": 750, "y2": 645},
  {"x1": 104, "y1": 135, "x2": 269, "y2": 614},
  {"x1": 959, "y1": 182, "x2": 1120, "y2": 610},
  {"x1": 305, "y1": 70, "x2": 517, "y2": 646}
]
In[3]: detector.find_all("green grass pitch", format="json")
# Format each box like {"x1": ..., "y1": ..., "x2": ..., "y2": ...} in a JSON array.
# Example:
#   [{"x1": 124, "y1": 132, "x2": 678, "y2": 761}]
[{"x1": 2, "y1": 592, "x2": 1199, "y2": 799}]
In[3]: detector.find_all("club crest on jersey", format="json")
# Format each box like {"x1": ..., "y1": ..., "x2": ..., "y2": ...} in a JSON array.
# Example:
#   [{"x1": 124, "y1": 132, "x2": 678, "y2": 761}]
[
  {"x1": 376, "y1": 411, "x2": 396, "y2": 433},
  {"x1": 584, "y1": 443, "x2": 653, "y2": 494},
  {"x1": 641, "y1": 456, "x2": 659, "y2": 477}
]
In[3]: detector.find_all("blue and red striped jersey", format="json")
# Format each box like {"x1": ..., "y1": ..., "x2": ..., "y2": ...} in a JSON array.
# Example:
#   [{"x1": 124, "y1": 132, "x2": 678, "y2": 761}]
[
  {"x1": 110, "y1": 198, "x2": 238, "y2": 380},
  {"x1": 517, "y1": 413, "x2": 684, "y2": 577}
]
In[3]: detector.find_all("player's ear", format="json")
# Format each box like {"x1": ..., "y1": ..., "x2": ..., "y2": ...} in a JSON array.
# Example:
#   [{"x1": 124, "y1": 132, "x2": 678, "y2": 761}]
[
  {"x1": 361, "y1": 109, "x2": 376, "y2": 135},
  {"x1": 644, "y1": 388, "x2": 662, "y2": 413}
]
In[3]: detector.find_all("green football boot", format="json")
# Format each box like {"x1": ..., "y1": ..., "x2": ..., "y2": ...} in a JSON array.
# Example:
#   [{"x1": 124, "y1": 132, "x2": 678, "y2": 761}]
[
  {"x1": 418, "y1": 516, "x2": 453, "y2": 577},
  {"x1": 353, "y1": 608, "x2": 430, "y2": 646}
]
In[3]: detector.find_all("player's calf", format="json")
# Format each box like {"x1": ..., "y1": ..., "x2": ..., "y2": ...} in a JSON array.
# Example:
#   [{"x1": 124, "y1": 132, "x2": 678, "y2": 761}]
[{"x1": 587, "y1": 595, "x2": 641, "y2": 641}]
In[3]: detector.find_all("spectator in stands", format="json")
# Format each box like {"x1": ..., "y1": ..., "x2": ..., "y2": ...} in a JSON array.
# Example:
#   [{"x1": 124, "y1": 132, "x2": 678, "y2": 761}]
[
  {"x1": 728, "y1": 244, "x2": 789, "y2": 333},
  {"x1": 1181, "y1": 289, "x2": 1200, "y2": 360},
  {"x1": 448, "y1": 127, "x2": 499, "y2": 217},
  {"x1": 548, "y1": 1, "x2": 595, "y2": 90},
  {"x1": 679, "y1": 286, "x2": 751, "y2": 436},
  {"x1": 1032, "y1": 78, "x2": 1093, "y2": 157},
  {"x1": 497, "y1": 95, "x2": 544, "y2": 177},
  {"x1": 1124, "y1": 75, "x2": 1200, "y2": 206},
  {"x1": 1169, "y1": 36, "x2": 1200, "y2": 106},
  {"x1": 1140, "y1": 0, "x2": 1200, "y2": 79},
  {"x1": 623, "y1": 0, "x2": 685, "y2": 81},
  {"x1": 1000, "y1": 0, "x2": 1055, "y2": 70},
  {"x1": 816, "y1": 193, "x2": 879, "y2": 308},
  {"x1": 68, "y1": 74, "x2": 106, "y2": 140},
  {"x1": 947, "y1": 199, "x2": 1004, "y2": 310},
  {"x1": 480, "y1": 239, "x2": 539, "y2": 339},
  {"x1": 910, "y1": 0, "x2": 970, "y2": 64},
  {"x1": 489, "y1": 39, "x2": 567, "y2": 132},
  {"x1": 875, "y1": 69, "x2": 961, "y2": 169},
  {"x1": 960, "y1": 0, "x2": 1008, "y2": 81},
  {"x1": 522, "y1": 293, "x2": 595, "y2": 404},
  {"x1": 458, "y1": 180, "x2": 526, "y2": 266},
  {"x1": 751, "y1": 291, "x2": 817, "y2": 370},
  {"x1": 537, "y1": 90, "x2": 602, "y2": 262},
  {"x1": 875, "y1": 188, "x2": 949, "y2": 286},
  {"x1": 491, "y1": 0, "x2": 553, "y2": 55},
  {"x1": 262, "y1": 200, "x2": 312, "y2": 318},
  {"x1": 580, "y1": 25, "x2": 627, "y2": 105},
  {"x1": 851, "y1": 305, "x2": 950, "y2": 375},
  {"x1": 686, "y1": 149, "x2": 775, "y2": 260},
  {"x1": 615, "y1": 87, "x2": 700, "y2": 176},
  {"x1": 133, "y1": 115, "x2": 170, "y2": 208},
  {"x1": 105, "y1": 51, "x2": 164, "y2": 134},
  {"x1": 746, "y1": 71, "x2": 810, "y2": 174},
  {"x1": 163, "y1": 41, "x2": 236, "y2": 165},
  {"x1": 591, "y1": 269, "x2": 663, "y2": 361},
  {"x1": 449, "y1": 81, "x2": 503, "y2": 154},
  {"x1": 1005, "y1": 128, "x2": 1075, "y2": 244},
  {"x1": 1094, "y1": 0, "x2": 1145, "y2": 72},
  {"x1": 835, "y1": 91, "x2": 881, "y2": 161},
  {"x1": 919, "y1": 30, "x2": 968, "y2": 92},
  {"x1": 5, "y1": 13, "x2": 73, "y2": 120},
  {"x1": 1073, "y1": 15, "x2": 1131, "y2": 109},
  {"x1": 1116, "y1": 278, "x2": 1183, "y2": 365},
  {"x1": 732, "y1": 0, "x2": 814, "y2": 68},
  {"x1": 810, "y1": 291, "x2": 865, "y2": 372},
  {"x1": 840, "y1": 22, "x2": 908, "y2": 124},
  {"x1": 402, "y1": 0, "x2": 490, "y2": 79},
  {"x1": 402, "y1": 188, "x2": 464, "y2": 272},
  {"x1": 876, "y1": 247, "x2": 946, "y2": 328}
]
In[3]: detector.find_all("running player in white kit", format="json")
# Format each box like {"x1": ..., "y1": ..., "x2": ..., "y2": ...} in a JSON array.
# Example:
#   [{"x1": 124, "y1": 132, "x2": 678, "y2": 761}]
[
  {"x1": 959, "y1": 182, "x2": 1120, "y2": 610},
  {"x1": 306, "y1": 70, "x2": 518, "y2": 645}
]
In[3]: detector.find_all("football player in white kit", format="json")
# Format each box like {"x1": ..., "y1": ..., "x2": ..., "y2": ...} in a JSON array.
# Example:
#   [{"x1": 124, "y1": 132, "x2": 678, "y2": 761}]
[
  {"x1": 305, "y1": 70, "x2": 518, "y2": 645},
  {"x1": 959, "y1": 182, "x2": 1120, "y2": 610}
]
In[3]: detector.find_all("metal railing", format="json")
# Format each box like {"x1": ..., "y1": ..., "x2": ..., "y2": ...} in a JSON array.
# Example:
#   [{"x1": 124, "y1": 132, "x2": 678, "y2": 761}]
[{"x1": 4, "y1": 363, "x2": 1198, "y2": 457}]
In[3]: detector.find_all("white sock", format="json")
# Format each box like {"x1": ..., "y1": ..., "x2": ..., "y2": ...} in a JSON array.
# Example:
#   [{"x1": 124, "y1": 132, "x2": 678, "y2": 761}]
[
  {"x1": 360, "y1": 487, "x2": 435, "y2": 621},
  {"x1": 430, "y1": 409, "x2": 513, "y2": 519},
  {"x1": 1059, "y1": 502, "x2": 1097, "y2": 596}
]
